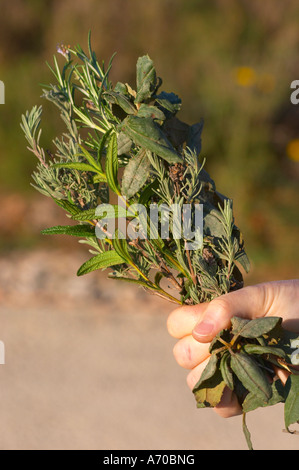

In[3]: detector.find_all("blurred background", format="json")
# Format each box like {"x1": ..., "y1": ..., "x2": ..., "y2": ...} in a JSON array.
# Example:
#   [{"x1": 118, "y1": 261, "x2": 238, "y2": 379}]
[{"x1": 0, "y1": 0, "x2": 298, "y2": 450}]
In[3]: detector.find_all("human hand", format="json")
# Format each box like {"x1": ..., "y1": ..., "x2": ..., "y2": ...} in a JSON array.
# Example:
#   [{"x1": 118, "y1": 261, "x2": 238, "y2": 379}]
[{"x1": 167, "y1": 279, "x2": 299, "y2": 418}]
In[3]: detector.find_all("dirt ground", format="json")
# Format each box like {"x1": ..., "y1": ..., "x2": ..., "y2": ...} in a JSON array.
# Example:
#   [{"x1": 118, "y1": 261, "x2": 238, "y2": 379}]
[{"x1": 0, "y1": 248, "x2": 298, "y2": 450}]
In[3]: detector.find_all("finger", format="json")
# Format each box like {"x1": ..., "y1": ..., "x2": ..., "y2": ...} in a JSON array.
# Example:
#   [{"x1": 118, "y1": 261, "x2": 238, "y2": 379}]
[
  {"x1": 167, "y1": 303, "x2": 208, "y2": 339},
  {"x1": 214, "y1": 387, "x2": 242, "y2": 418},
  {"x1": 192, "y1": 284, "x2": 270, "y2": 343},
  {"x1": 172, "y1": 335, "x2": 210, "y2": 369}
]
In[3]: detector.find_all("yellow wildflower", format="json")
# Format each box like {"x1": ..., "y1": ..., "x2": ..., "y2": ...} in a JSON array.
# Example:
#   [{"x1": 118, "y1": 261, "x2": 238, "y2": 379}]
[
  {"x1": 286, "y1": 139, "x2": 299, "y2": 162},
  {"x1": 234, "y1": 66, "x2": 256, "y2": 87}
]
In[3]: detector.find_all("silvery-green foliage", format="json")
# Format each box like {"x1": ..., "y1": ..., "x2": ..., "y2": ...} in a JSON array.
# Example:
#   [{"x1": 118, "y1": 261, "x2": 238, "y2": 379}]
[{"x1": 21, "y1": 34, "x2": 299, "y2": 449}]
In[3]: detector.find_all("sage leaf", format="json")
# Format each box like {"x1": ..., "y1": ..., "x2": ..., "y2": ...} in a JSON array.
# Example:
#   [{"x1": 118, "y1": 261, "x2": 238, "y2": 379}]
[
  {"x1": 121, "y1": 115, "x2": 181, "y2": 164},
  {"x1": 154, "y1": 91, "x2": 181, "y2": 116},
  {"x1": 233, "y1": 316, "x2": 282, "y2": 339},
  {"x1": 242, "y1": 379, "x2": 285, "y2": 413},
  {"x1": 103, "y1": 90, "x2": 136, "y2": 115},
  {"x1": 163, "y1": 117, "x2": 190, "y2": 148},
  {"x1": 231, "y1": 316, "x2": 250, "y2": 336},
  {"x1": 243, "y1": 343, "x2": 286, "y2": 359},
  {"x1": 230, "y1": 352, "x2": 272, "y2": 403},
  {"x1": 77, "y1": 250, "x2": 125, "y2": 276},
  {"x1": 284, "y1": 374, "x2": 299, "y2": 429},
  {"x1": 220, "y1": 352, "x2": 234, "y2": 390},
  {"x1": 192, "y1": 353, "x2": 219, "y2": 391},
  {"x1": 137, "y1": 104, "x2": 165, "y2": 121},
  {"x1": 41, "y1": 224, "x2": 95, "y2": 237},
  {"x1": 121, "y1": 150, "x2": 151, "y2": 198},
  {"x1": 117, "y1": 132, "x2": 132, "y2": 155},
  {"x1": 235, "y1": 249, "x2": 251, "y2": 273},
  {"x1": 186, "y1": 119, "x2": 204, "y2": 155},
  {"x1": 135, "y1": 55, "x2": 157, "y2": 103}
]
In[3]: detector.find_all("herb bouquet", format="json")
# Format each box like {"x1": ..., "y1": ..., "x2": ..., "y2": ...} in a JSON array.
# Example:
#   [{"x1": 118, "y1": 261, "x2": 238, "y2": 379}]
[{"x1": 21, "y1": 35, "x2": 299, "y2": 449}]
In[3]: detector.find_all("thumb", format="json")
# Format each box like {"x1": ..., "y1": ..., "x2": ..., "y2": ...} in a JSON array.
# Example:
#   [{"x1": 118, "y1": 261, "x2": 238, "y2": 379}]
[{"x1": 192, "y1": 283, "x2": 270, "y2": 343}]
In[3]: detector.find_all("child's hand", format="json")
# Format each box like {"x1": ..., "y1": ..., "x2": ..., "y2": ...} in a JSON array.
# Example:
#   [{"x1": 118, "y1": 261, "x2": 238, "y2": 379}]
[{"x1": 167, "y1": 280, "x2": 299, "y2": 418}]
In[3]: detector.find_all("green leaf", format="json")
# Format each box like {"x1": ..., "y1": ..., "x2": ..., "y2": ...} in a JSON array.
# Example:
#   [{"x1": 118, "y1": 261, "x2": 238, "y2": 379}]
[
  {"x1": 138, "y1": 179, "x2": 159, "y2": 206},
  {"x1": 192, "y1": 353, "x2": 219, "y2": 391},
  {"x1": 104, "y1": 91, "x2": 136, "y2": 115},
  {"x1": 231, "y1": 316, "x2": 250, "y2": 336},
  {"x1": 53, "y1": 198, "x2": 81, "y2": 216},
  {"x1": 71, "y1": 208, "x2": 96, "y2": 221},
  {"x1": 284, "y1": 374, "x2": 299, "y2": 429},
  {"x1": 78, "y1": 145, "x2": 100, "y2": 168},
  {"x1": 137, "y1": 104, "x2": 165, "y2": 120},
  {"x1": 135, "y1": 55, "x2": 157, "y2": 104},
  {"x1": 243, "y1": 343, "x2": 286, "y2": 359},
  {"x1": 220, "y1": 352, "x2": 234, "y2": 390},
  {"x1": 121, "y1": 150, "x2": 151, "y2": 198},
  {"x1": 41, "y1": 224, "x2": 95, "y2": 237},
  {"x1": 154, "y1": 91, "x2": 181, "y2": 116},
  {"x1": 242, "y1": 413, "x2": 253, "y2": 450},
  {"x1": 77, "y1": 250, "x2": 125, "y2": 276},
  {"x1": 186, "y1": 119, "x2": 204, "y2": 155},
  {"x1": 203, "y1": 209, "x2": 227, "y2": 239},
  {"x1": 105, "y1": 132, "x2": 121, "y2": 194},
  {"x1": 234, "y1": 316, "x2": 282, "y2": 339},
  {"x1": 92, "y1": 173, "x2": 108, "y2": 183},
  {"x1": 112, "y1": 234, "x2": 132, "y2": 265},
  {"x1": 71, "y1": 204, "x2": 128, "y2": 222},
  {"x1": 230, "y1": 352, "x2": 272, "y2": 403},
  {"x1": 242, "y1": 379, "x2": 285, "y2": 413},
  {"x1": 121, "y1": 115, "x2": 181, "y2": 164},
  {"x1": 235, "y1": 250, "x2": 251, "y2": 273},
  {"x1": 53, "y1": 162, "x2": 102, "y2": 173},
  {"x1": 117, "y1": 132, "x2": 132, "y2": 155}
]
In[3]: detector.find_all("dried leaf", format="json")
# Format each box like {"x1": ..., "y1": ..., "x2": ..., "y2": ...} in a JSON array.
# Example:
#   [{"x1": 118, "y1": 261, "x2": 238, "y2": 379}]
[{"x1": 193, "y1": 369, "x2": 226, "y2": 408}]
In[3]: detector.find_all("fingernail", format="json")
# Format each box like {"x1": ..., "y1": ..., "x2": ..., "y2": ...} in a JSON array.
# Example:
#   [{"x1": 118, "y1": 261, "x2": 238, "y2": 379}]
[{"x1": 193, "y1": 319, "x2": 214, "y2": 337}]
